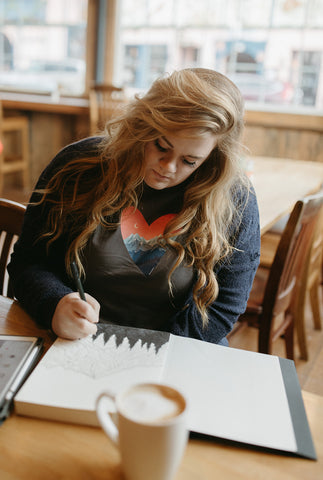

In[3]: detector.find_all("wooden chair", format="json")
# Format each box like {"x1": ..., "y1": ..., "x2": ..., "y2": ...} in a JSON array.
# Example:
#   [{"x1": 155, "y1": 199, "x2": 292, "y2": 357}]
[
  {"x1": 89, "y1": 83, "x2": 125, "y2": 135},
  {"x1": 228, "y1": 191, "x2": 323, "y2": 360},
  {"x1": 259, "y1": 197, "x2": 323, "y2": 360},
  {"x1": 0, "y1": 198, "x2": 26, "y2": 297},
  {"x1": 0, "y1": 101, "x2": 30, "y2": 194}
]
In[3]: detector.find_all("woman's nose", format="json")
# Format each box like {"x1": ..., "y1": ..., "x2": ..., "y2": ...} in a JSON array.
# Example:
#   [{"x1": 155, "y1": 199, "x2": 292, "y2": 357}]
[{"x1": 159, "y1": 153, "x2": 177, "y2": 173}]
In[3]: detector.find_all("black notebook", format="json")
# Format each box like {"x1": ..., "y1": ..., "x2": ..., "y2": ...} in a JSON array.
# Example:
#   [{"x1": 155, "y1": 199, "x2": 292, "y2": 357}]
[{"x1": 0, "y1": 335, "x2": 43, "y2": 422}]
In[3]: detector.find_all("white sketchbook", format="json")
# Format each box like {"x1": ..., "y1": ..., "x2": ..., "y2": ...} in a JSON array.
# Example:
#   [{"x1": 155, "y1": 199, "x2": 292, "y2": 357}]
[{"x1": 14, "y1": 323, "x2": 316, "y2": 459}]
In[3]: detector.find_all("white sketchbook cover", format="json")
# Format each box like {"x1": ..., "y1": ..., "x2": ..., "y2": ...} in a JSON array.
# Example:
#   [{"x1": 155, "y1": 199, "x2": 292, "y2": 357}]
[{"x1": 14, "y1": 323, "x2": 316, "y2": 459}]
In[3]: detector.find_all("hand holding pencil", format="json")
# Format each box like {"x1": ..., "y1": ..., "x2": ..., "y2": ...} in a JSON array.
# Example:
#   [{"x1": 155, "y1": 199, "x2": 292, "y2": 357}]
[{"x1": 51, "y1": 262, "x2": 100, "y2": 340}]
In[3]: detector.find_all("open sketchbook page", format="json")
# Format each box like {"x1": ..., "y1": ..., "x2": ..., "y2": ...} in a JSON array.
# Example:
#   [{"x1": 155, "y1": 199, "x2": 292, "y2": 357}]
[
  {"x1": 15, "y1": 324, "x2": 170, "y2": 424},
  {"x1": 163, "y1": 335, "x2": 296, "y2": 452}
]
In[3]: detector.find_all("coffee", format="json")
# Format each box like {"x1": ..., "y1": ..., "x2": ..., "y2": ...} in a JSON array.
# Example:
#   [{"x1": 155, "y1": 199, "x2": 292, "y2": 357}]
[
  {"x1": 118, "y1": 384, "x2": 186, "y2": 424},
  {"x1": 97, "y1": 383, "x2": 189, "y2": 480}
]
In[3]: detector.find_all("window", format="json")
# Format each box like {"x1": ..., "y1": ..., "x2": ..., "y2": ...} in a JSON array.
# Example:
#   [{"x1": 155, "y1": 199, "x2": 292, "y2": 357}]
[
  {"x1": 0, "y1": 0, "x2": 88, "y2": 96},
  {"x1": 116, "y1": 0, "x2": 323, "y2": 111},
  {"x1": 123, "y1": 44, "x2": 168, "y2": 88},
  {"x1": 1, "y1": 0, "x2": 322, "y2": 112},
  {"x1": 291, "y1": 50, "x2": 321, "y2": 106}
]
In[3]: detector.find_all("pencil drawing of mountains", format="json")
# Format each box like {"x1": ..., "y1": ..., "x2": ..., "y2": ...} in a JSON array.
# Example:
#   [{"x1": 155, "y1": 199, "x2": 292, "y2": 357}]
[
  {"x1": 14, "y1": 323, "x2": 171, "y2": 425},
  {"x1": 42, "y1": 324, "x2": 170, "y2": 379}
]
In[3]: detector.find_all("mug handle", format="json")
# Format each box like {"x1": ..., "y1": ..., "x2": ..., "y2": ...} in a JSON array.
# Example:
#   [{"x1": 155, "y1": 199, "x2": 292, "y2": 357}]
[{"x1": 96, "y1": 391, "x2": 119, "y2": 446}]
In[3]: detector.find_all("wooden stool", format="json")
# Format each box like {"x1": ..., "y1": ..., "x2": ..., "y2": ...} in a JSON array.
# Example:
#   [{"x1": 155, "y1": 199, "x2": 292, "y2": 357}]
[{"x1": 0, "y1": 102, "x2": 30, "y2": 194}]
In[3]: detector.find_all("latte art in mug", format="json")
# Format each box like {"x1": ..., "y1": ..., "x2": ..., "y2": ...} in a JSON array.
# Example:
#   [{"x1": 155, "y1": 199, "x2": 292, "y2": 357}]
[
  {"x1": 96, "y1": 383, "x2": 188, "y2": 480},
  {"x1": 119, "y1": 384, "x2": 186, "y2": 423}
]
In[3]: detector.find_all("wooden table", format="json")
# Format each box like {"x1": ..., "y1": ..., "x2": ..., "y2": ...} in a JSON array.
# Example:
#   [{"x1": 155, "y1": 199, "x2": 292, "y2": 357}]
[
  {"x1": 0, "y1": 296, "x2": 322, "y2": 479},
  {"x1": 251, "y1": 156, "x2": 323, "y2": 234}
]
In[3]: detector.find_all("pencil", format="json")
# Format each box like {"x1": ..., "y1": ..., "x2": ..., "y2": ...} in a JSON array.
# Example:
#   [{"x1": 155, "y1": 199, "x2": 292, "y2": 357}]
[{"x1": 71, "y1": 261, "x2": 86, "y2": 301}]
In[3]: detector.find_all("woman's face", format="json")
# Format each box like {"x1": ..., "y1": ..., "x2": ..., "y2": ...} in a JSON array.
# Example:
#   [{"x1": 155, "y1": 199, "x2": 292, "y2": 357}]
[{"x1": 143, "y1": 130, "x2": 217, "y2": 190}]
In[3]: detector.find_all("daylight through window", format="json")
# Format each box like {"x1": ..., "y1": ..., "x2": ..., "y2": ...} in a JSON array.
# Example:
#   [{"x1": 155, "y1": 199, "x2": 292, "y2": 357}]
[
  {"x1": 117, "y1": 0, "x2": 323, "y2": 111},
  {"x1": 0, "y1": 0, "x2": 88, "y2": 96}
]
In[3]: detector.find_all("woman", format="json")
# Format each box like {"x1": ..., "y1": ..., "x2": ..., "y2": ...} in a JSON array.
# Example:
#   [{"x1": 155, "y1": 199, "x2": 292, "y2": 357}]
[{"x1": 8, "y1": 68, "x2": 260, "y2": 345}]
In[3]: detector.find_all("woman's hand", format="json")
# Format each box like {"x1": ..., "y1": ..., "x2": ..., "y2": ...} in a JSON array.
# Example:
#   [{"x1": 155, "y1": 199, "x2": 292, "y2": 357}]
[{"x1": 51, "y1": 292, "x2": 100, "y2": 340}]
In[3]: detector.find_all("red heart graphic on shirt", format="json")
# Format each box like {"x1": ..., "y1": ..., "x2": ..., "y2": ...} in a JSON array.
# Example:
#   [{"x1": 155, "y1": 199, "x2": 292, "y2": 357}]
[{"x1": 121, "y1": 207, "x2": 175, "y2": 240}]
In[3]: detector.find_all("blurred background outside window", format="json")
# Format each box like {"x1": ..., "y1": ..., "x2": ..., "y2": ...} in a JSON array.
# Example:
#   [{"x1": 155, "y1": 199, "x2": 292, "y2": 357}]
[
  {"x1": 0, "y1": 0, "x2": 322, "y2": 113},
  {"x1": 0, "y1": 0, "x2": 87, "y2": 96},
  {"x1": 116, "y1": 0, "x2": 323, "y2": 111}
]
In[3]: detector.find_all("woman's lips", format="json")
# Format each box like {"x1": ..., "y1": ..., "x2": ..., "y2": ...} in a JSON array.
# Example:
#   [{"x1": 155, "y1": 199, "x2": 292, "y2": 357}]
[{"x1": 153, "y1": 169, "x2": 170, "y2": 180}]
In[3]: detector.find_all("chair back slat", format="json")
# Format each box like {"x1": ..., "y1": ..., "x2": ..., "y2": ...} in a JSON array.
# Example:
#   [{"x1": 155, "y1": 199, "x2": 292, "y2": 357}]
[
  {"x1": 261, "y1": 200, "x2": 303, "y2": 319},
  {"x1": 291, "y1": 193, "x2": 323, "y2": 357},
  {"x1": 89, "y1": 83, "x2": 125, "y2": 135},
  {"x1": 0, "y1": 198, "x2": 26, "y2": 297}
]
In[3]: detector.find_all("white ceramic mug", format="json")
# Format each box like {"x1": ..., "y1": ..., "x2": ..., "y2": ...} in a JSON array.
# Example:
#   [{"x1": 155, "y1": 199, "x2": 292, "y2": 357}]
[{"x1": 96, "y1": 383, "x2": 189, "y2": 480}]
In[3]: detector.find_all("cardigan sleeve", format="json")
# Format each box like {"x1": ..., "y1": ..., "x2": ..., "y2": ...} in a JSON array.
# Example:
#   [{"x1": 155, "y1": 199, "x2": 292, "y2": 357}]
[
  {"x1": 7, "y1": 137, "x2": 102, "y2": 330},
  {"x1": 164, "y1": 185, "x2": 261, "y2": 344}
]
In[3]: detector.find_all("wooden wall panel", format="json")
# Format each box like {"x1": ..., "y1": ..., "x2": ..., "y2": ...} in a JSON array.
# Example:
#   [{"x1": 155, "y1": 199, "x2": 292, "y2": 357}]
[
  {"x1": 243, "y1": 126, "x2": 323, "y2": 162},
  {"x1": 29, "y1": 113, "x2": 72, "y2": 185}
]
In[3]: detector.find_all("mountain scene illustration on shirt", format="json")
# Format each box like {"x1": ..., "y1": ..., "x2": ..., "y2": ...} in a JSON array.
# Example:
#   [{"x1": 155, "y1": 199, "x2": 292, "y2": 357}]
[{"x1": 121, "y1": 207, "x2": 175, "y2": 275}]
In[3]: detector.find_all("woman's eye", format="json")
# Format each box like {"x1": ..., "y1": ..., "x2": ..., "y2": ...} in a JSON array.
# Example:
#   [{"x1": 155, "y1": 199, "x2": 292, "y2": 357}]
[
  {"x1": 183, "y1": 158, "x2": 196, "y2": 167},
  {"x1": 154, "y1": 139, "x2": 168, "y2": 153}
]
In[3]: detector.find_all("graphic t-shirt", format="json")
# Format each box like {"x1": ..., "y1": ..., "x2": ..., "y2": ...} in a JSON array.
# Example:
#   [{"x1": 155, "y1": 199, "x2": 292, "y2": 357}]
[
  {"x1": 121, "y1": 207, "x2": 175, "y2": 275},
  {"x1": 120, "y1": 180, "x2": 190, "y2": 275}
]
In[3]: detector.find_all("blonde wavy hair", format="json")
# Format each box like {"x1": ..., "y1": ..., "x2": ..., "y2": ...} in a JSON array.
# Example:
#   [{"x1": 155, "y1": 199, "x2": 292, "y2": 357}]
[{"x1": 38, "y1": 68, "x2": 247, "y2": 327}]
